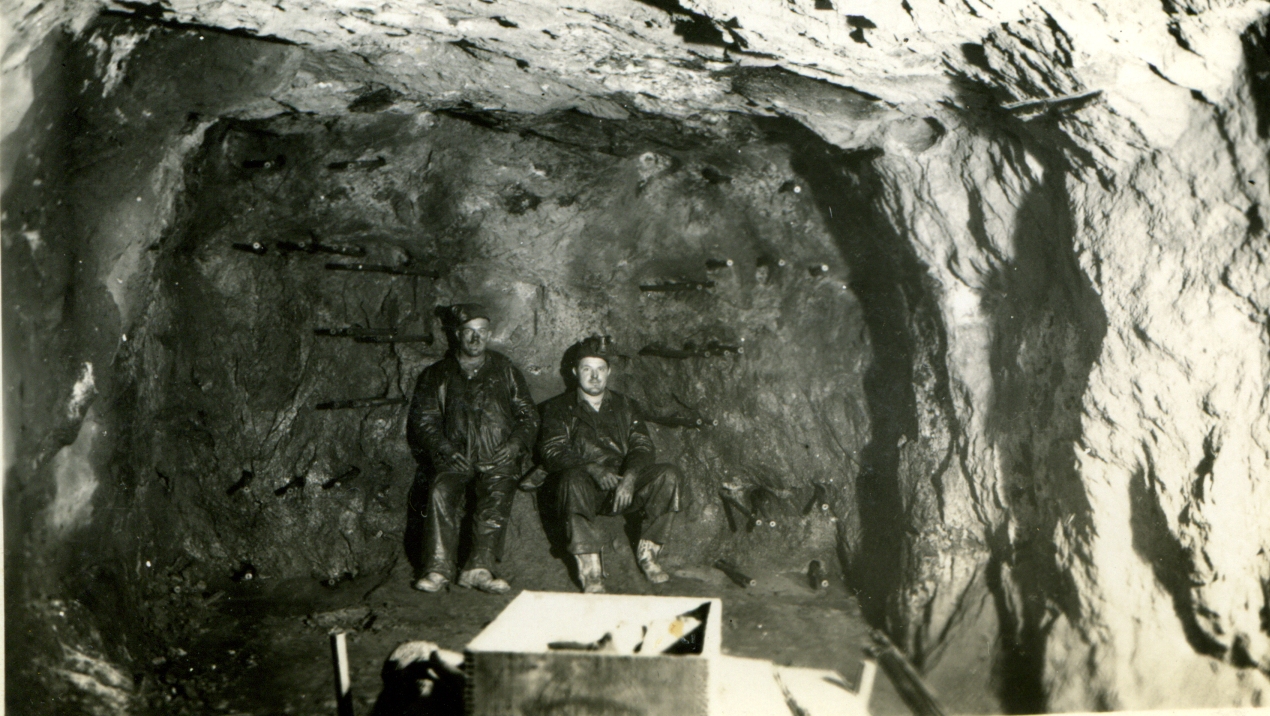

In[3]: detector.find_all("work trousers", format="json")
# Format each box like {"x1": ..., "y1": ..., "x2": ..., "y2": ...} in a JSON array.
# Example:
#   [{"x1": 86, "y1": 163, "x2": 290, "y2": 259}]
[
  {"x1": 422, "y1": 469, "x2": 518, "y2": 577},
  {"x1": 558, "y1": 463, "x2": 681, "y2": 555}
]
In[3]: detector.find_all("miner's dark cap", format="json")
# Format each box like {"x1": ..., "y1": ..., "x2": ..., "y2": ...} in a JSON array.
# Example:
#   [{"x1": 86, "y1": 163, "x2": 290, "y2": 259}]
[
  {"x1": 435, "y1": 303, "x2": 490, "y2": 329},
  {"x1": 575, "y1": 335, "x2": 615, "y2": 365}
]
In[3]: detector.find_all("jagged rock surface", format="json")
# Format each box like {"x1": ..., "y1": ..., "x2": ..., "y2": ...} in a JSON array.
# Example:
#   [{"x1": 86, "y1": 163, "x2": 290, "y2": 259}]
[{"x1": 4, "y1": 0, "x2": 1270, "y2": 712}]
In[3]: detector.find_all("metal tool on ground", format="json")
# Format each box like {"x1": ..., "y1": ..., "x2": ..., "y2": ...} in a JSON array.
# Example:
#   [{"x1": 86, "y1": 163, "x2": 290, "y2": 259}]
[
  {"x1": 808, "y1": 559, "x2": 829, "y2": 590},
  {"x1": 326, "y1": 262, "x2": 439, "y2": 279},
  {"x1": 330, "y1": 632, "x2": 354, "y2": 716},
  {"x1": 226, "y1": 469, "x2": 254, "y2": 496},
  {"x1": 321, "y1": 466, "x2": 361, "y2": 490},
  {"x1": 713, "y1": 558, "x2": 756, "y2": 588},
  {"x1": 803, "y1": 482, "x2": 831, "y2": 515},
  {"x1": 868, "y1": 630, "x2": 946, "y2": 716},
  {"x1": 638, "y1": 279, "x2": 715, "y2": 292},
  {"x1": 274, "y1": 474, "x2": 306, "y2": 496},
  {"x1": 232, "y1": 241, "x2": 268, "y2": 255},
  {"x1": 316, "y1": 397, "x2": 409, "y2": 410}
]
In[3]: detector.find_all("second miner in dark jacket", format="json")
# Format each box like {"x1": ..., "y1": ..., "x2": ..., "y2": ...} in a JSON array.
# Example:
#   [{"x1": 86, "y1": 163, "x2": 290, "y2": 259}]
[
  {"x1": 407, "y1": 304, "x2": 538, "y2": 594},
  {"x1": 538, "y1": 336, "x2": 681, "y2": 593}
]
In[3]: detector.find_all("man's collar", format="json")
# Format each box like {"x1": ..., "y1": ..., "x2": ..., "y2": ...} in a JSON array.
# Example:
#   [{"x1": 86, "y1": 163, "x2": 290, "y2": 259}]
[
  {"x1": 448, "y1": 350, "x2": 492, "y2": 375},
  {"x1": 575, "y1": 388, "x2": 608, "y2": 414}
]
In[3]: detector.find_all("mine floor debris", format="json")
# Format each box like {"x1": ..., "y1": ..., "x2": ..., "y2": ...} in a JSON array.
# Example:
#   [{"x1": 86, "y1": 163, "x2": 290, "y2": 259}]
[{"x1": 128, "y1": 553, "x2": 939, "y2": 716}]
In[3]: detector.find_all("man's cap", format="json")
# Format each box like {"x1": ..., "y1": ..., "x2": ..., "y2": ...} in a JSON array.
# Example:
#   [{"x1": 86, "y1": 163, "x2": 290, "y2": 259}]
[
  {"x1": 575, "y1": 334, "x2": 616, "y2": 364},
  {"x1": 435, "y1": 303, "x2": 490, "y2": 329}
]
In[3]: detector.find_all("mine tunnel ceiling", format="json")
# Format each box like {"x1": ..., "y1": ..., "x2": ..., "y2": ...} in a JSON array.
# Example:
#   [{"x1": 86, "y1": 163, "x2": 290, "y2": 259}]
[
  {"x1": 16, "y1": 0, "x2": 1150, "y2": 151},
  {"x1": 28, "y1": 0, "x2": 1233, "y2": 173}
]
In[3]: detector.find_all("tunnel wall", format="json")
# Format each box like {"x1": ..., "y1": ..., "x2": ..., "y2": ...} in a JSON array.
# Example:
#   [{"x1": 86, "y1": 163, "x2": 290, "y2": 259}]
[
  {"x1": 127, "y1": 106, "x2": 874, "y2": 582},
  {"x1": 5, "y1": 19, "x2": 883, "y2": 711},
  {"x1": 858, "y1": 13, "x2": 1270, "y2": 707},
  {"x1": 7, "y1": 7, "x2": 1270, "y2": 714}
]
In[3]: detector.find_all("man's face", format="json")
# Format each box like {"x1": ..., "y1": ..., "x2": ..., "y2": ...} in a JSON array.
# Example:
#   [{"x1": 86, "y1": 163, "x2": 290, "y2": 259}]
[
  {"x1": 457, "y1": 318, "x2": 491, "y2": 358},
  {"x1": 574, "y1": 356, "x2": 610, "y2": 397}
]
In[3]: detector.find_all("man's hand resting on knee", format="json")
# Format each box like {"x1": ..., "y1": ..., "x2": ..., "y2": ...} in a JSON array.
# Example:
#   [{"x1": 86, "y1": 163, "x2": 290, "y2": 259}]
[{"x1": 612, "y1": 472, "x2": 637, "y2": 512}]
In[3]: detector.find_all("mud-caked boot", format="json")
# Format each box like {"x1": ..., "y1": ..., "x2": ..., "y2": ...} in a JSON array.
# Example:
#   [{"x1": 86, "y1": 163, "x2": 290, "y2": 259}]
[
  {"x1": 457, "y1": 568, "x2": 512, "y2": 595},
  {"x1": 574, "y1": 553, "x2": 605, "y2": 594},
  {"x1": 636, "y1": 540, "x2": 670, "y2": 584},
  {"x1": 412, "y1": 572, "x2": 449, "y2": 593}
]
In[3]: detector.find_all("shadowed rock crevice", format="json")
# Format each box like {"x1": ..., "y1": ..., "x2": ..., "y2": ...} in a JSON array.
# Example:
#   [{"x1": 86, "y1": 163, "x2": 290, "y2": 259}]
[
  {"x1": 770, "y1": 117, "x2": 933, "y2": 631},
  {"x1": 1129, "y1": 462, "x2": 1228, "y2": 659},
  {"x1": 979, "y1": 135, "x2": 1107, "y2": 711},
  {"x1": 1242, "y1": 16, "x2": 1270, "y2": 140}
]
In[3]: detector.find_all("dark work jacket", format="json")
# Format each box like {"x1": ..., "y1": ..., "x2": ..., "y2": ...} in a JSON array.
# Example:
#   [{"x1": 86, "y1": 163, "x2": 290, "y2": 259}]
[
  {"x1": 407, "y1": 351, "x2": 539, "y2": 474},
  {"x1": 538, "y1": 390, "x2": 655, "y2": 476}
]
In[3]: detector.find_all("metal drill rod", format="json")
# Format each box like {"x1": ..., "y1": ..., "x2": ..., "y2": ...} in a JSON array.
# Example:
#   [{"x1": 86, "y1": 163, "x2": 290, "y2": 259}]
[
  {"x1": 274, "y1": 474, "x2": 306, "y2": 496},
  {"x1": 802, "y1": 482, "x2": 831, "y2": 515},
  {"x1": 713, "y1": 558, "x2": 756, "y2": 588},
  {"x1": 639, "y1": 279, "x2": 715, "y2": 292},
  {"x1": 808, "y1": 559, "x2": 829, "y2": 589},
  {"x1": 868, "y1": 630, "x2": 946, "y2": 716},
  {"x1": 226, "y1": 470, "x2": 254, "y2": 496},
  {"x1": 315, "y1": 397, "x2": 409, "y2": 410},
  {"x1": 645, "y1": 414, "x2": 711, "y2": 429},
  {"x1": 325, "y1": 262, "x2": 439, "y2": 279},
  {"x1": 232, "y1": 241, "x2": 268, "y2": 255},
  {"x1": 315, "y1": 326, "x2": 435, "y2": 344},
  {"x1": 277, "y1": 240, "x2": 365, "y2": 257},
  {"x1": 321, "y1": 466, "x2": 362, "y2": 490},
  {"x1": 352, "y1": 334, "x2": 434, "y2": 345}
]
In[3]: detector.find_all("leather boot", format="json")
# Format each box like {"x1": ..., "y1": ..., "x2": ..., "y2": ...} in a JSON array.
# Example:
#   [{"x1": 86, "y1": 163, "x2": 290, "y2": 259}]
[
  {"x1": 637, "y1": 540, "x2": 670, "y2": 584},
  {"x1": 457, "y1": 568, "x2": 511, "y2": 595},
  {"x1": 574, "y1": 553, "x2": 605, "y2": 593},
  {"x1": 413, "y1": 572, "x2": 449, "y2": 593}
]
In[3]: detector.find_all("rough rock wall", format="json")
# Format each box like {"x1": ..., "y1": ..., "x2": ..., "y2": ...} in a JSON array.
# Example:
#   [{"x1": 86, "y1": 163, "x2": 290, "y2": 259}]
[
  {"x1": 128, "y1": 104, "x2": 872, "y2": 581},
  {"x1": 6, "y1": 0, "x2": 1270, "y2": 711},
  {"x1": 861, "y1": 5, "x2": 1270, "y2": 709},
  {"x1": 2, "y1": 21, "x2": 322, "y2": 713}
]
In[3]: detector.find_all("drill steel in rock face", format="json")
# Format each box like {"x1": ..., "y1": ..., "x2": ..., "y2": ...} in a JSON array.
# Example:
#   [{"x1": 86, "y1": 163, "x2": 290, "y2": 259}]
[{"x1": 8, "y1": 1, "x2": 1270, "y2": 708}]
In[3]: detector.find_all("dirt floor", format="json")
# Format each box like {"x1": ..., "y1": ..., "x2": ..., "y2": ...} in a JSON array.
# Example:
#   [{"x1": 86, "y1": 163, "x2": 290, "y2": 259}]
[
  {"x1": 134, "y1": 489, "x2": 996, "y2": 716},
  {"x1": 147, "y1": 559, "x2": 919, "y2": 716}
]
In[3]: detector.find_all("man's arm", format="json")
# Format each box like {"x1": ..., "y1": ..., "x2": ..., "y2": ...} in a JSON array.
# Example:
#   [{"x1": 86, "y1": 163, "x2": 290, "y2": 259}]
[
  {"x1": 538, "y1": 400, "x2": 595, "y2": 475},
  {"x1": 620, "y1": 397, "x2": 656, "y2": 476},
  {"x1": 506, "y1": 363, "x2": 540, "y2": 455},
  {"x1": 406, "y1": 367, "x2": 461, "y2": 467}
]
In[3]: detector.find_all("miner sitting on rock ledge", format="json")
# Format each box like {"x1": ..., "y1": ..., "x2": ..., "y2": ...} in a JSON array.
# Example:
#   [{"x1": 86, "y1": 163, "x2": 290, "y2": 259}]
[
  {"x1": 539, "y1": 335, "x2": 682, "y2": 593},
  {"x1": 407, "y1": 303, "x2": 539, "y2": 595}
]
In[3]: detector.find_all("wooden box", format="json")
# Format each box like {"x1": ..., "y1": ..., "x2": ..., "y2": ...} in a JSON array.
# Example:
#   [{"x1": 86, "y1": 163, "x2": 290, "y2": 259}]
[{"x1": 464, "y1": 591, "x2": 722, "y2": 716}]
